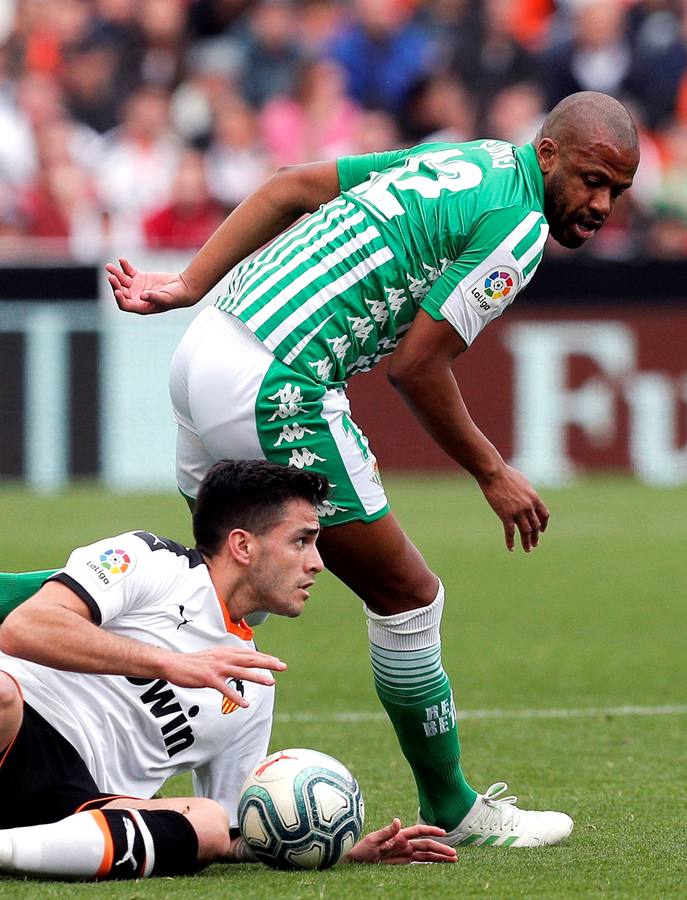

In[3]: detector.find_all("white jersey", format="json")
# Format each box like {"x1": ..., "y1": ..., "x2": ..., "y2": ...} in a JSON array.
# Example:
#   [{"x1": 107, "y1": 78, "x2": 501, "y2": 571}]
[{"x1": 0, "y1": 531, "x2": 274, "y2": 824}]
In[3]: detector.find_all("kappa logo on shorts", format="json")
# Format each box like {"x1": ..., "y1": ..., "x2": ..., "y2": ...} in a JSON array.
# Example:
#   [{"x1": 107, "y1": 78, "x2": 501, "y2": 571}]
[
  {"x1": 274, "y1": 423, "x2": 316, "y2": 447},
  {"x1": 288, "y1": 448, "x2": 326, "y2": 469},
  {"x1": 466, "y1": 267, "x2": 519, "y2": 316},
  {"x1": 317, "y1": 499, "x2": 348, "y2": 517},
  {"x1": 267, "y1": 383, "x2": 307, "y2": 421}
]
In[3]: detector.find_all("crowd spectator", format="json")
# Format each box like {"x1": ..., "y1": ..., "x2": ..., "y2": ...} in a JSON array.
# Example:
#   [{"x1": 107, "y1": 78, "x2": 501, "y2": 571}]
[
  {"x1": 0, "y1": 0, "x2": 685, "y2": 260},
  {"x1": 205, "y1": 95, "x2": 274, "y2": 208},
  {"x1": 260, "y1": 58, "x2": 363, "y2": 165},
  {"x1": 326, "y1": 0, "x2": 438, "y2": 112},
  {"x1": 143, "y1": 147, "x2": 225, "y2": 249}
]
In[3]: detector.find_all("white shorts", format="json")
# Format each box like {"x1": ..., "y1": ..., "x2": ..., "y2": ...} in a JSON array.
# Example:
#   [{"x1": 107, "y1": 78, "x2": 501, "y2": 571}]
[{"x1": 169, "y1": 306, "x2": 389, "y2": 525}]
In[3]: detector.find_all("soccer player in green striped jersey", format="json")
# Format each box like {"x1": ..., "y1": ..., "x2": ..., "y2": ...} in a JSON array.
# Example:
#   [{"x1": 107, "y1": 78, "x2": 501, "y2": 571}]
[{"x1": 10, "y1": 92, "x2": 640, "y2": 849}]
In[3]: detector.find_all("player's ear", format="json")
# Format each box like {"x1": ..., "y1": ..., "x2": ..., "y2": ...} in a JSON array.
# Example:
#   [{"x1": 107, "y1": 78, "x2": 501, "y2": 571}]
[
  {"x1": 226, "y1": 528, "x2": 255, "y2": 565},
  {"x1": 535, "y1": 137, "x2": 558, "y2": 174}
]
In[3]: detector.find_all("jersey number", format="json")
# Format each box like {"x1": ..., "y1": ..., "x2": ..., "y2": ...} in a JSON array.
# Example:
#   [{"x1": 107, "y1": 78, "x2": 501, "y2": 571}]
[{"x1": 357, "y1": 149, "x2": 483, "y2": 220}]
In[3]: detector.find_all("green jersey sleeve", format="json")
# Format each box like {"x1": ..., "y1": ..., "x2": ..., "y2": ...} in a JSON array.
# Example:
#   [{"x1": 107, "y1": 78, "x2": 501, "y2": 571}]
[
  {"x1": 421, "y1": 205, "x2": 549, "y2": 346},
  {"x1": 337, "y1": 149, "x2": 413, "y2": 192}
]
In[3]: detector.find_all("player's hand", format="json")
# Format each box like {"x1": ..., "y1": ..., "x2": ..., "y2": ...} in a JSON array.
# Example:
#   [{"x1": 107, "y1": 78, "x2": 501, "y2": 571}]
[
  {"x1": 478, "y1": 463, "x2": 550, "y2": 553},
  {"x1": 161, "y1": 648, "x2": 287, "y2": 708},
  {"x1": 344, "y1": 818, "x2": 457, "y2": 865},
  {"x1": 106, "y1": 258, "x2": 200, "y2": 315}
]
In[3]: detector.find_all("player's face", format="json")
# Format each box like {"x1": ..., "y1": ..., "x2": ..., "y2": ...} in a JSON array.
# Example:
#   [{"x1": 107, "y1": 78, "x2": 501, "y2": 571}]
[
  {"x1": 250, "y1": 500, "x2": 323, "y2": 618},
  {"x1": 539, "y1": 137, "x2": 638, "y2": 248}
]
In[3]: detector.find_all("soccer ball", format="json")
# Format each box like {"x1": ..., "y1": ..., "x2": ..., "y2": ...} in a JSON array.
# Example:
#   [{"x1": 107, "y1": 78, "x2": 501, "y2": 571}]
[{"x1": 238, "y1": 748, "x2": 365, "y2": 870}]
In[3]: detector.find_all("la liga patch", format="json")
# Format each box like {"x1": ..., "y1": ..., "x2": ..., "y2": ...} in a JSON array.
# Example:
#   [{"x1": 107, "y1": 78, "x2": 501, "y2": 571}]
[
  {"x1": 82, "y1": 547, "x2": 136, "y2": 590},
  {"x1": 100, "y1": 548, "x2": 132, "y2": 574},
  {"x1": 466, "y1": 266, "x2": 519, "y2": 316}
]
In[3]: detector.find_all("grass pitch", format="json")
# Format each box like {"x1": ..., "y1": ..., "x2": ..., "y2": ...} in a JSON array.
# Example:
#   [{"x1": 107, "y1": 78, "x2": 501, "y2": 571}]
[{"x1": 0, "y1": 475, "x2": 685, "y2": 897}]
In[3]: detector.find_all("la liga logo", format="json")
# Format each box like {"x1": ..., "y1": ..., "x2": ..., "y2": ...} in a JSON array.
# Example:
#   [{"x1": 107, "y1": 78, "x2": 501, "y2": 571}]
[
  {"x1": 483, "y1": 270, "x2": 514, "y2": 300},
  {"x1": 100, "y1": 548, "x2": 131, "y2": 574}
]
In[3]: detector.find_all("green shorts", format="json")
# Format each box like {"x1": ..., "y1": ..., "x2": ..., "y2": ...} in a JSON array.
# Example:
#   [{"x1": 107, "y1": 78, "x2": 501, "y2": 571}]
[{"x1": 169, "y1": 307, "x2": 390, "y2": 526}]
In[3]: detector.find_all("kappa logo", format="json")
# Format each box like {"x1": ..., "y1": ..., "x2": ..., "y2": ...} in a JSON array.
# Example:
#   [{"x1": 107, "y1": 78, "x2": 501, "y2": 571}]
[
  {"x1": 288, "y1": 448, "x2": 326, "y2": 469},
  {"x1": 316, "y1": 499, "x2": 348, "y2": 518},
  {"x1": 267, "y1": 383, "x2": 306, "y2": 421},
  {"x1": 467, "y1": 267, "x2": 518, "y2": 316}
]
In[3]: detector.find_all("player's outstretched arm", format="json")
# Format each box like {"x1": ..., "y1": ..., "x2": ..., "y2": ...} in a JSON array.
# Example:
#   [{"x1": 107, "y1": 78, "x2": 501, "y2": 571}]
[
  {"x1": 107, "y1": 161, "x2": 341, "y2": 315},
  {"x1": 388, "y1": 310, "x2": 549, "y2": 553},
  {"x1": 0, "y1": 583, "x2": 286, "y2": 709},
  {"x1": 343, "y1": 818, "x2": 457, "y2": 865}
]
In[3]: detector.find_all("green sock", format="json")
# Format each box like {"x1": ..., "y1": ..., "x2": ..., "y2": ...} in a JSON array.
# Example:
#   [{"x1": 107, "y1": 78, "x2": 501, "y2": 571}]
[
  {"x1": 0, "y1": 570, "x2": 58, "y2": 621},
  {"x1": 366, "y1": 586, "x2": 477, "y2": 829}
]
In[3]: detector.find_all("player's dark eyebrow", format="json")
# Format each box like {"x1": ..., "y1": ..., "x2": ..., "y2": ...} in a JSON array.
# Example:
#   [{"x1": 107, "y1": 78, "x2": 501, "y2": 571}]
[{"x1": 297, "y1": 526, "x2": 320, "y2": 539}]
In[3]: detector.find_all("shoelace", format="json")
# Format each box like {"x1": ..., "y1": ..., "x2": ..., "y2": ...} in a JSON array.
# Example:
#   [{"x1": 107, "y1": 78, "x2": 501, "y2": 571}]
[{"x1": 473, "y1": 782, "x2": 521, "y2": 832}]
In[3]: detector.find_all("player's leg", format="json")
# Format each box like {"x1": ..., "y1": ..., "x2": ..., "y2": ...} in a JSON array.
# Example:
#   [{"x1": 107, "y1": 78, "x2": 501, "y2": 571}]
[
  {"x1": 103, "y1": 796, "x2": 231, "y2": 866},
  {"x1": 0, "y1": 796, "x2": 226, "y2": 879},
  {"x1": 317, "y1": 513, "x2": 478, "y2": 830},
  {"x1": 317, "y1": 513, "x2": 573, "y2": 847},
  {"x1": 0, "y1": 672, "x2": 23, "y2": 755}
]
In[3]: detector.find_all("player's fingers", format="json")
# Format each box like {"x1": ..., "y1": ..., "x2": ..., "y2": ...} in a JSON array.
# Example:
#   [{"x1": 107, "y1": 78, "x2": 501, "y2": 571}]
[
  {"x1": 410, "y1": 849, "x2": 457, "y2": 863},
  {"x1": 377, "y1": 819, "x2": 402, "y2": 842},
  {"x1": 515, "y1": 514, "x2": 533, "y2": 552},
  {"x1": 408, "y1": 839, "x2": 457, "y2": 857},
  {"x1": 226, "y1": 668, "x2": 277, "y2": 687},
  {"x1": 397, "y1": 824, "x2": 446, "y2": 840},
  {"x1": 137, "y1": 294, "x2": 167, "y2": 310},
  {"x1": 119, "y1": 257, "x2": 137, "y2": 278},
  {"x1": 526, "y1": 510, "x2": 542, "y2": 548},
  {"x1": 536, "y1": 500, "x2": 550, "y2": 532},
  {"x1": 243, "y1": 651, "x2": 288, "y2": 671},
  {"x1": 104, "y1": 263, "x2": 124, "y2": 282},
  {"x1": 503, "y1": 520, "x2": 515, "y2": 552},
  {"x1": 107, "y1": 274, "x2": 127, "y2": 298},
  {"x1": 215, "y1": 681, "x2": 250, "y2": 708}
]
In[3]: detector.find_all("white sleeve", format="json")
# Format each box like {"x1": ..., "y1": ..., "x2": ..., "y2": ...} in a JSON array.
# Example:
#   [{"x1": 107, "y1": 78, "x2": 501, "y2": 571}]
[
  {"x1": 192, "y1": 683, "x2": 275, "y2": 827},
  {"x1": 433, "y1": 260, "x2": 522, "y2": 346},
  {"x1": 49, "y1": 532, "x2": 163, "y2": 626}
]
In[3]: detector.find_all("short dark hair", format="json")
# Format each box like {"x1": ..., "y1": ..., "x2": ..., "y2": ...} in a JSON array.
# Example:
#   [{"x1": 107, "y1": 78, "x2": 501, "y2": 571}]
[{"x1": 193, "y1": 459, "x2": 329, "y2": 557}]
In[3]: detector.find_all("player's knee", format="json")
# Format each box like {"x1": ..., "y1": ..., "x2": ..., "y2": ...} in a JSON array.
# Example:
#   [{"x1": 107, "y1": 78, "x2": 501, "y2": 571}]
[
  {"x1": 371, "y1": 565, "x2": 439, "y2": 613},
  {"x1": 185, "y1": 798, "x2": 231, "y2": 864},
  {"x1": 0, "y1": 672, "x2": 21, "y2": 718}
]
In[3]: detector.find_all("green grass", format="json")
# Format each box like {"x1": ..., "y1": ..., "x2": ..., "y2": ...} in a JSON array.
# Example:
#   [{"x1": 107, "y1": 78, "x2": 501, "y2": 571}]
[{"x1": 1, "y1": 476, "x2": 686, "y2": 897}]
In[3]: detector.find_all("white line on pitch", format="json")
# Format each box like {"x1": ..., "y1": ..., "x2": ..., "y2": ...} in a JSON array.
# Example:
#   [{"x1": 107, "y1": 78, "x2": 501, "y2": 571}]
[{"x1": 275, "y1": 704, "x2": 687, "y2": 724}]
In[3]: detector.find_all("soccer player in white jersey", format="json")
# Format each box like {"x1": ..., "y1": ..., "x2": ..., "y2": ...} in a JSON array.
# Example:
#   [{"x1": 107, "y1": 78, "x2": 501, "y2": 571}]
[
  {"x1": 0, "y1": 460, "x2": 455, "y2": 880},
  {"x1": 5, "y1": 92, "x2": 640, "y2": 850}
]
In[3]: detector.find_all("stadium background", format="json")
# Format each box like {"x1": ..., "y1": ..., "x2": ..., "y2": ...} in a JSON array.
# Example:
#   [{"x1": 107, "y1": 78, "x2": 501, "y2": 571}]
[{"x1": 0, "y1": 1, "x2": 686, "y2": 896}]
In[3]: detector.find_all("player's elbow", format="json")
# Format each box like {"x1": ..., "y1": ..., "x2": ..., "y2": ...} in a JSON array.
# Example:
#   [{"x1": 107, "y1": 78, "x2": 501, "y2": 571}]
[
  {"x1": 0, "y1": 609, "x2": 30, "y2": 657},
  {"x1": 271, "y1": 162, "x2": 339, "y2": 214},
  {"x1": 387, "y1": 351, "x2": 423, "y2": 393}
]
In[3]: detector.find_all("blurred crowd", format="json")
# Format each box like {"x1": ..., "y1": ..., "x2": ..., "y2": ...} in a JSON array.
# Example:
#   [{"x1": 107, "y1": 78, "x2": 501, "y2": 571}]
[{"x1": 1, "y1": 0, "x2": 687, "y2": 262}]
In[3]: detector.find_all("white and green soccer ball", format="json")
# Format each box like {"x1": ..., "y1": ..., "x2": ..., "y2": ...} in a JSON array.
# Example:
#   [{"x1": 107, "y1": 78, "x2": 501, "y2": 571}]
[{"x1": 238, "y1": 748, "x2": 365, "y2": 870}]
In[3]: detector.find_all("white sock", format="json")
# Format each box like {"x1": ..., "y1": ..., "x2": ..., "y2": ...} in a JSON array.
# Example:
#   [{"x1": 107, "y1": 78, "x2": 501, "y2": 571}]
[{"x1": 0, "y1": 811, "x2": 109, "y2": 878}]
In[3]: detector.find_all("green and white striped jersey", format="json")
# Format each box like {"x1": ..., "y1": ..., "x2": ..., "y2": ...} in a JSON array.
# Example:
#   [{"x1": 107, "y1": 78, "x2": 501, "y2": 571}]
[{"x1": 215, "y1": 140, "x2": 548, "y2": 386}]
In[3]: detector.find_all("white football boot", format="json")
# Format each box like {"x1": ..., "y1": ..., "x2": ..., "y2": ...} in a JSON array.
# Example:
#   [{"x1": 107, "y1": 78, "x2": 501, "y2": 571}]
[{"x1": 422, "y1": 782, "x2": 574, "y2": 848}]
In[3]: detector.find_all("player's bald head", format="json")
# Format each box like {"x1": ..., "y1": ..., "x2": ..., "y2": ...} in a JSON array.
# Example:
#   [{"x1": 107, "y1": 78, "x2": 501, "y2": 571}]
[
  {"x1": 537, "y1": 91, "x2": 639, "y2": 155},
  {"x1": 534, "y1": 92, "x2": 639, "y2": 249}
]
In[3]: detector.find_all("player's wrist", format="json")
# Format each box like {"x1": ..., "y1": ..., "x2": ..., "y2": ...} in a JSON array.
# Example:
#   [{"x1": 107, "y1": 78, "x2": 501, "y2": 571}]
[
  {"x1": 462, "y1": 448, "x2": 506, "y2": 484},
  {"x1": 178, "y1": 268, "x2": 206, "y2": 305}
]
